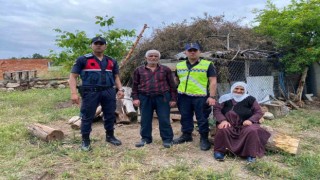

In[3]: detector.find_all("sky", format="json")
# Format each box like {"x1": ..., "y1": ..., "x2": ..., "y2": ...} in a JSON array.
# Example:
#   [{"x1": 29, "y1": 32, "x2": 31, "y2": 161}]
[{"x1": 0, "y1": 0, "x2": 291, "y2": 59}]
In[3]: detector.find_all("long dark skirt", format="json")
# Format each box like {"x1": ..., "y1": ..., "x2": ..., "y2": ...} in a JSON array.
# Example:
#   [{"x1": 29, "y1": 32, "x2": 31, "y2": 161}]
[{"x1": 213, "y1": 111, "x2": 270, "y2": 157}]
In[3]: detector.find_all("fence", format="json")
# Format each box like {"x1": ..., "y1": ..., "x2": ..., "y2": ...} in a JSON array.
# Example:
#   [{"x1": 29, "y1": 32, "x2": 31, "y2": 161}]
[
  {"x1": 215, "y1": 58, "x2": 281, "y2": 103},
  {"x1": 3, "y1": 70, "x2": 37, "y2": 82}
]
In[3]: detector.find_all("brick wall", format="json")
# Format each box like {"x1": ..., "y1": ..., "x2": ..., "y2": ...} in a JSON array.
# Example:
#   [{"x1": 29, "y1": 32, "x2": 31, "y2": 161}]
[{"x1": 0, "y1": 59, "x2": 49, "y2": 80}]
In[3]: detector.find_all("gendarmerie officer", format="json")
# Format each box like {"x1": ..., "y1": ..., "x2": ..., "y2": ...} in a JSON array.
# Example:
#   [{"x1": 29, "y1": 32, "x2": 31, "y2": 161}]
[{"x1": 69, "y1": 37, "x2": 125, "y2": 151}]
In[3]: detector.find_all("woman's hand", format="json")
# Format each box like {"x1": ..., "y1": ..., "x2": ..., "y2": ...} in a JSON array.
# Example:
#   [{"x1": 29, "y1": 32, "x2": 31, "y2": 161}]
[
  {"x1": 218, "y1": 120, "x2": 231, "y2": 129},
  {"x1": 243, "y1": 120, "x2": 253, "y2": 126}
]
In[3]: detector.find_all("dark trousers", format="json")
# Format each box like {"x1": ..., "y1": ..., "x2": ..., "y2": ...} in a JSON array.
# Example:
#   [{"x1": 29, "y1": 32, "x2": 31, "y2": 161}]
[
  {"x1": 139, "y1": 92, "x2": 173, "y2": 143},
  {"x1": 177, "y1": 94, "x2": 210, "y2": 134},
  {"x1": 80, "y1": 88, "x2": 116, "y2": 135}
]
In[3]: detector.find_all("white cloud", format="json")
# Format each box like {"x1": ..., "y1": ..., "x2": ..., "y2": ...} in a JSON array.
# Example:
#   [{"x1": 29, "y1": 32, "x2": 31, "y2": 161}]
[{"x1": 0, "y1": 0, "x2": 291, "y2": 58}]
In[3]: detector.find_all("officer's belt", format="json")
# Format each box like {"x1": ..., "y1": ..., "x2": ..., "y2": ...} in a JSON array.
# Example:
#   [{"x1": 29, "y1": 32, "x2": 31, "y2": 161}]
[{"x1": 78, "y1": 86, "x2": 113, "y2": 92}]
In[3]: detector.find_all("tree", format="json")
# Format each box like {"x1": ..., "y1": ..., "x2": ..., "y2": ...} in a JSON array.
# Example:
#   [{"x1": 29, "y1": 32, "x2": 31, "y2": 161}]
[
  {"x1": 49, "y1": 15, "x2": 136, "y2": 70},
  {"x1": 253, "y1": 0, "x2": 320, "y2": 73},
  {"x1": 32, "y1": 53, "x2": 45, "y2": 59}
]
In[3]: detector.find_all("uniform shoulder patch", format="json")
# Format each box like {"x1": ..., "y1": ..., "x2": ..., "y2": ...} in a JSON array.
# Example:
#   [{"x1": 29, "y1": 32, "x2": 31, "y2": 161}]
[
  {"x1": 84, "y1": 53, "x2": 93, "y2": 58},
  {"x1": 105, "y1": 55, "x2": 116, "y2": 60}
]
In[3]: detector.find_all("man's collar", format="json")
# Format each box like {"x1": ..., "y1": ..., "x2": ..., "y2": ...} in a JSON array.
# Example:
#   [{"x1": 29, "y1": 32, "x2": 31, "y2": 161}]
[
  {"x1": 187, "y1": 58, "x2": 201, "y2": 65},
  {"x1": 144, "y1": 63, "x2": 160, "y2": 68}
]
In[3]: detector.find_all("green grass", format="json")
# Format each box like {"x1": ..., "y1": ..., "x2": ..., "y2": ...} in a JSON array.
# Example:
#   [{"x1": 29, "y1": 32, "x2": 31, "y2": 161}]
[
  {"x1": 248, "y1": 109, "x2": 320, "y2": 179},
  {"x1": 0, "y1": 88, "x2": 320, "y2": 179},
  {"x1": 154, "y1": 162, "x2": 234, "y2": 180}
]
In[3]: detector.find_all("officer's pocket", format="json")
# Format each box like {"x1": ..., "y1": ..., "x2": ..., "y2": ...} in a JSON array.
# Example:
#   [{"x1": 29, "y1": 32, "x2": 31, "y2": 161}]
[
  {"x1": 82, "y1": 92, "x2": 88, "y2": 98},
  {"x1": 82, "y1": 91, "x2": 94, "y2": 99}
]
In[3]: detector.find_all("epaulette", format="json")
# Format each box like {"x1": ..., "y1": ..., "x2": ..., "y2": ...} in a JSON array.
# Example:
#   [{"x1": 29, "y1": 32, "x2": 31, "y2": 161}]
[
  {"x1": 84, "y1": 53, "x2": 93, "y2": 58},
  {"x1": 105, "y1": 55, "x2": 115, "y2": 60}
]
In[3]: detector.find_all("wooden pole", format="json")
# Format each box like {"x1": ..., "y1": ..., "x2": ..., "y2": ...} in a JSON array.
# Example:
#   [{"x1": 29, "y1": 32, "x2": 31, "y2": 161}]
[{"x1": 120, "y1": 24, "x2": 148, "y2": 69}]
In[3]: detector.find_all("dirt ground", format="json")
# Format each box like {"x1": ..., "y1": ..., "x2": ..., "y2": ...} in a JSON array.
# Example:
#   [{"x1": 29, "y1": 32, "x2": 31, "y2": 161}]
[
  {"x1": 304, "y1": 96, "x2": 320, "y2": 110},
  {"x1": 51, "y1": 114, "x2": 265, "y2": 179},
  {"x1": 50, "y1": 98, "x2": 320, "y2": 179}
]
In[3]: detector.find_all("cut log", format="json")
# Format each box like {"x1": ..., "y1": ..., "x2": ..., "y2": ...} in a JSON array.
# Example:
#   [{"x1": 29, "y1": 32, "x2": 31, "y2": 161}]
[
  {"x1": 27, "y1": 123, "x2": 64, "y2": 141},
  {"x1": 95, "y1": 105, "x2": 102, "y2": 117},
  {"x1": 68, "y1": 116, "x2": 81, "y2": 130},
  {"x1": 210, "y1": 125, "x2": 300, "y2": 155},
  {"x1": 68, "y1": 116, "x2": 81, "y2": 124},
  {"x1": 71, "y1": 119, "x2": 81, "y2": 130},
  {"x1": 170, "y1": 114, "x2": 181, "y2": 121},
  {"x1": 261, "y1": 125, "x2": 300, "y2": 155},
  {"x1": 170, "y1": 108, "x2": 180, "y2": 113},
  {"x1": 122, "y1": 87, "x2": 137, "y2": 117},
  {"x1": 116, "y1": 99, "x2": 131, "y2": 124}
]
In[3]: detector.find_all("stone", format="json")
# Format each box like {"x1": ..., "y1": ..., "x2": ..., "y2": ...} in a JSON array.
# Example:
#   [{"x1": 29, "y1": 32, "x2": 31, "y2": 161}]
[
  {"x1": 264, "y1": 112, "x2": 275, "y2": 120},
  {"x1": 34, "y1": 84, "x2": 45, "y2": 88},
  {"x1": 6, "y1": 83, "x2": 20, "y2": 88},
  {"x1": 49, "y1": 81, "x2": 58, "y2": 86},
  {"x1": 58, "y1": 84, "x2": 66, "y2": 89}
]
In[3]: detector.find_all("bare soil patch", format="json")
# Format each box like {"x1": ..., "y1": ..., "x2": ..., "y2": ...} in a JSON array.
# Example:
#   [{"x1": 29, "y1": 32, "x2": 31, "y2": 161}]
[
  {"x1": 50, "y1": 118, "x2": 265, "y2": 179},
  {"x1": 304, "y1": 97, "x2": 320, "y2": 110}
]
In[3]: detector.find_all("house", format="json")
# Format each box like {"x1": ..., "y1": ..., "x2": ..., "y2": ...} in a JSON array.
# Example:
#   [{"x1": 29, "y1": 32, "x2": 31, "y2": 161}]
[{"x1": 0, "y1": 59, "x2": 49, "y2": 80}]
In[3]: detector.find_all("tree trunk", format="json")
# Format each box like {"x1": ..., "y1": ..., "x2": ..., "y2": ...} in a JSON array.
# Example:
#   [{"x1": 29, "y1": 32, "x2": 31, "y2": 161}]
[
  {"x1": 295, "y1": 67, "x2": 309, "y2": 102},
  {"x1": 27, "y1": 123, "x2": 64, "y2": 141}
]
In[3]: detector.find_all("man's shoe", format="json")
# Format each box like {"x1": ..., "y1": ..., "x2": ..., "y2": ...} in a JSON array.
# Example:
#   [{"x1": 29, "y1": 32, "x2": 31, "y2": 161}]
[
  {"x1": 163, "y1": 141, "x2": 173, "y2": 148},
  {"x1": 135, "y1": 139, "x2": 152, "y2": 147},
  {"x1": 200, "y1": 138, "x2": 211, "y2": 151},
  {"x1": 213, "y1": 152, "x2": 225, "y2": 161},
  {"x1": 172, "y1": 133, "x2": 193, "y2": 144},
  {"x1": 81, "y1": 140, "x2": 91, "y2": 151},
  {"x1": 246, "y1": 156, "x2": 256, "y2": 163}
]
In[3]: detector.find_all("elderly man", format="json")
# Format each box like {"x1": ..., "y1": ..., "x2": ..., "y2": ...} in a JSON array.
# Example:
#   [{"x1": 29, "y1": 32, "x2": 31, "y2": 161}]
[
  {"x1": 173, "y1": 42, "x2": 217, "y2": 151},
  {"x1": 132, "y1": 50, "x2": 177, "y2": 148}
]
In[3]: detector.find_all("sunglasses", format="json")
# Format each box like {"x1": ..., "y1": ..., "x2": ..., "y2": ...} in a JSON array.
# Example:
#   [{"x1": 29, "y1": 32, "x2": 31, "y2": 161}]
[
  {"x1": 93, "y1": 42, "x2": 105, "y2": 45},
  {"x1": 187, "y1": 49, "x2": 198, "y2": 52}
]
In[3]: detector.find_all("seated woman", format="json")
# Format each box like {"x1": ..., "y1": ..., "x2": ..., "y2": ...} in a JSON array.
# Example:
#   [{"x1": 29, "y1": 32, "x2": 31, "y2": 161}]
[{"x1": 213, "y1": 82, "x2": 270, "y2": 163}]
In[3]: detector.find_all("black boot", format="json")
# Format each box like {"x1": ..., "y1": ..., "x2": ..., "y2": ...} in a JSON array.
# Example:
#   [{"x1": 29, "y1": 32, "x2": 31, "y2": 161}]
[
  {"x1": 172, "y1": 133, "x2": 193, "y2": 144},
  {"x1": 81, "y1": 134, "x2": 91, "y2": 151},
  {"x1": 135, "y1": 139, "x2": 152, "y2": 147},
  {"x1": 200, "y1": 132, "x2": 211, "y2": 151},
  {"x1": 106, "y1": 130, "x2": 122, "y2": 146}
]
